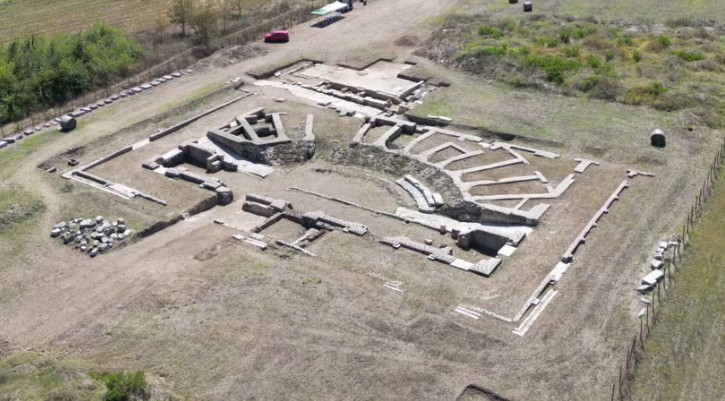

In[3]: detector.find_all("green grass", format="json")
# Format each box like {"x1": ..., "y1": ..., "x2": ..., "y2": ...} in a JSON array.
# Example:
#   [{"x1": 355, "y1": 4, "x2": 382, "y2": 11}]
[
  {"x1": 426, "y1": 15, "x2": 725, "y2": 128},
  {"x1": 0, "y1": 185, "x2": 46, "y2": 278},
  {"x1": 337, "y1": 48, "x2": 397, "y2": 70},
  {"x1": 629, "y1": 165, "x2": 725, "y2": 401},
  {"x1": 0, "y1": 130, "x2": 61, "y2": 179},
  {"x1": 0, "y1": 352, "x2": 105, "y2": 401},
  {"x1": 408, "y1": 63, "x2": 685, "y2": 161},
  {"x1": 160, "y1": 81, "x2": 226, "y2": 113},
  {"x1": 247, "y1": 57, "x2": 312, "y2": 79}
]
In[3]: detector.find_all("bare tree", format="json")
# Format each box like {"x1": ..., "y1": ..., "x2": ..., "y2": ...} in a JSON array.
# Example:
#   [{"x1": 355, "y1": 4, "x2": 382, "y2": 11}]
[
  {"x1": 190, "y1": 1, "x2": 217, "y2": 47},
  {"x1": 231, "y1": 0, "x2": 244, "y2": 17},
  {"x1": 168, "y1": 0, "x2": 196, "y2": 36},
  {"x1": 217, "y1": 0, "x2": 231, "y2": 34}
]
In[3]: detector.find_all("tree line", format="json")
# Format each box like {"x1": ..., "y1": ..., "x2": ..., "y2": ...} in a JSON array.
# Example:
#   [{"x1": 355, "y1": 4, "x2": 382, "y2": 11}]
[{"x1": 0, "y1": 22, "x2": 141, "y2": 125}]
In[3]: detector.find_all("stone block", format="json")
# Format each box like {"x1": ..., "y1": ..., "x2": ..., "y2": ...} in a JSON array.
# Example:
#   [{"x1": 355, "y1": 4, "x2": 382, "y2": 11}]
[{"x1": 216, "y1": 186, "x2": 233, "y2": 205}]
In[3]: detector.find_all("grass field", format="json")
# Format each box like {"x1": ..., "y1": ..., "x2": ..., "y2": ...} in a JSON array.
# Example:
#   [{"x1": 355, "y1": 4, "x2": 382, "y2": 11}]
[
  {"x1": 455, "y1": 0, "x2": 725, "y2": 23},
  {"x1": 629, "y1": 165, "x2": 725, "y2": 401},
  {"x1": 0, "y1": 0, "x2": 172, "y2": 41},
  {"x1": 0, "y1": 0, "x2": 275, "y2": 43}
]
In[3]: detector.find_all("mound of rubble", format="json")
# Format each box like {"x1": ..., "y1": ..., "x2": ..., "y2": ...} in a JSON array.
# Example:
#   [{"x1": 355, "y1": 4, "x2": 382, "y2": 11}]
[{"x1": 50, "y1": 216, "x2": 131, "y2": 257}]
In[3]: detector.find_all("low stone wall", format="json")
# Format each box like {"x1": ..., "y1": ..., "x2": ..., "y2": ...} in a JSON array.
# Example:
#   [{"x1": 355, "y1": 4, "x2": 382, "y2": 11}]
[{"x1": 134, "y1": 194, "x2": 217, "y2": 240}]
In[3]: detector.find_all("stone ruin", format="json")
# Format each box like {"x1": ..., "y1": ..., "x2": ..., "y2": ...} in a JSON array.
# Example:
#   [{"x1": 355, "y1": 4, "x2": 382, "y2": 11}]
[
  {"x1": 50, "y1": 216, "x2": 130, "y2": 257},
  {"x1": 206, "y1": 107, "x2": 316, "y2": 164},
  {"x1": 235, "y1": 194, "x2": 369, "y2": 255}
]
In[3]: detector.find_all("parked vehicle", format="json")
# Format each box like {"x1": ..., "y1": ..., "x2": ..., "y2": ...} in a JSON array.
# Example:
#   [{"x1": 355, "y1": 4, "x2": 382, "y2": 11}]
[{"x1": 264, "y1": 30, "x2": 289, "y2": 43}]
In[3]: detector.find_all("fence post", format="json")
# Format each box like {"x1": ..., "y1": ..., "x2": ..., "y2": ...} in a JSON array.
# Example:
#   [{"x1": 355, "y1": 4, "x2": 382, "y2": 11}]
[{"x1": 618, "y1": 365, "x2": 623, "y2": 400}]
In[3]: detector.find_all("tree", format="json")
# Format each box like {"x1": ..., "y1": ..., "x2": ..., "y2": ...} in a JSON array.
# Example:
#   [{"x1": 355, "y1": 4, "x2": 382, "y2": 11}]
[
  {"x1": 168, "y1": 0, "x2": 196, "y2": 36},
  {"x1": 216, "y1": 0, "x2": 231, "y2": 34},
  {"x1": 190, "y1": 1, "x2": 217, "y2": 48},
  {"x1": 231, "y1": 0, "x2": 243, "y2": 17}
]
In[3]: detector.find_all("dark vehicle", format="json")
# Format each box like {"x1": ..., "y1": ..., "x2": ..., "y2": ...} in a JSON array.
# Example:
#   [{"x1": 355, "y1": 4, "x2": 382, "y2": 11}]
[{"x1": 264, "y1": 30, "x2": 289, "y2": 43}]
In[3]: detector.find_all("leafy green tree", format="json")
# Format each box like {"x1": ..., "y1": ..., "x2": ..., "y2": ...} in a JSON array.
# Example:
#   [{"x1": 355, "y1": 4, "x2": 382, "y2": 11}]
[{"x1": 0, "y1": 22, "x2": 141, "y2": 125}]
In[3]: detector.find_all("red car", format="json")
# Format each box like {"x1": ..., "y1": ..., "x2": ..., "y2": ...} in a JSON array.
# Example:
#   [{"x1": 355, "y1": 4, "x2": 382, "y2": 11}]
[{"x1": 264, "y1": 30, "x2": 289, "y2": 43}]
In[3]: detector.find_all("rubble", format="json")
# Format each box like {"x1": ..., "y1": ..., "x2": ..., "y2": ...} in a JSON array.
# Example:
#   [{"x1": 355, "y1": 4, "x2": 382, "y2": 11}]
[{"x1": 50, "y1": 216, "x2": 130, "y2": 257}]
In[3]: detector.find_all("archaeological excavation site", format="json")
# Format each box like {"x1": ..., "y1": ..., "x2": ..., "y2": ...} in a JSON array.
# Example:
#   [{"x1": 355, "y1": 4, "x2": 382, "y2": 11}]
[{"x1": 1, "y1": 1, "x2": 723, "y2": 400}]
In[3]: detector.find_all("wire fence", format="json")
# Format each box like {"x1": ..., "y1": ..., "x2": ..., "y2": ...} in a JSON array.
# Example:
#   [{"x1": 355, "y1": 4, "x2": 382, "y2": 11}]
[{"x1": 610, "y1": 137, "x2": 725, "y2": 401}]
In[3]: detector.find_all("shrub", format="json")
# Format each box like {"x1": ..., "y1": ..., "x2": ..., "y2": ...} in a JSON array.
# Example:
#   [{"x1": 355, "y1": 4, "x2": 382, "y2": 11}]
[
  {"x1": 471, "y1": 45, "x2": 508, "y2": 58},
  {"x1": 645, "y1": 81, "x2": 668, "y2": 96},
  {"x1": 658, "y1": 35, "x2": 672, "y2": 47},
  {"x1": 564, "y1": 45, "x2": 580, "y2": 58},
  {"x1": 586, "y1": 55, "x2": 603, "y2": 68},
  {"x1": 620, "y1": 35, "x2": 634, "y2": 46},
  {"x1": 559, "y1": 28, "x2": 572, "y2": 44},
  {"x1": 0, "y1": 22, "x2": 141, "y2": 125},
  {"x1": 537, "y1": 37, "x2": 559, "y2": 48},
  {"x1": 588, "y1": 76, "x2": 622, "y2": 101},
  {"x1": 632, "y1": 49, "x2": 642, "y2": 62},
  {"x1": 94, "y1": 370, "x2": 149, "y2": 401},
  {"x1": 579, "y1": 75, "x2": 600, "y2": 91},
  {"x1": 571, "y1": 25, "x2": 597, "y2": 39},
  {"x1": 477, "y1": 25, "x2": 503, "y2": 39},
  {"x1": 673, "y1": 50, "x2": 706, "y2": 62},
  {"x1": 604, "y1": 50, "x2": 615, "y2": 61},
  {"x1": 524, "y1": 54, "x2": 581, "y2": 84}
]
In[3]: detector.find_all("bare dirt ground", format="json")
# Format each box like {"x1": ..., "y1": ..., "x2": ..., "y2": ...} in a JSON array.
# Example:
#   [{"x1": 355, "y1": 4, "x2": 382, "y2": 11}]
[{"x1": 0, "y1": 0, "x2": 721, "y2": 400}]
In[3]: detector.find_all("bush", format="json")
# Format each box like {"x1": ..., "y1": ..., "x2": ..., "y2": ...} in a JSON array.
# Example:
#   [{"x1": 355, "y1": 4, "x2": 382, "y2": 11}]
[
  {"x1": 588, "y1": 76, "x2": 621, "y2": 101},
  {"x1": 559, "y1": 28, "x2": 572, "y2": 44},
  {"x1": 673, "y1": 50, "x2": 706, "y2": 62},
  {"x1": 524, "y1": 54, "x2": 581, "y2": 83},
  {"x1": 0, "y1": 22, "x2": 141, "y2": 124},
  {"x1": 645, "y1": 81, "x2": 668, "y2": 96},
  {"x1": 579, "y1": 75, "x2": 600, "y2": 91},
  {"x1": 586, "y1": 55, "x2": 603, "y2": 68},
  {"x1": 477, "y1": 25, "x2": 503, "y2": 39},
  {"x1": 620, "y1": 35, "x2": 634, "y2": 46},
  {"x1": 571, "y1": 25, "x2": 597, "y2": 39},
  {"x1": 604, "y1": 50, "x2": 615, "y2": 61},
  {"x1": 632, "y1": 49, "x2": 642, "y2": 62},
  {"x1": 658, "y1": 35, "x2": 672, "y2": 47},
  {"x1": 95, "y1": 370, "x2": 149, "y2": 401},
  {"x1": 563, "y1": 45, "x2": 580, "y2": 58}
]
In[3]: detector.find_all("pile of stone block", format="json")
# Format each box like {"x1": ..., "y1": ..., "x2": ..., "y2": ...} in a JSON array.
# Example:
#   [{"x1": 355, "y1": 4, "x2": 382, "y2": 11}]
[
  {"x1": 637, "y1": 239, "x2": 678, "y2": 292},
  {"x1": 50, "y1": 216, "x2": 130, "y2": 257}
]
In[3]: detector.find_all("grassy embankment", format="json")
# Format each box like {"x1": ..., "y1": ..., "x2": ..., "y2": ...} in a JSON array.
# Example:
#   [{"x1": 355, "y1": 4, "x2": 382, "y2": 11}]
[
  {"x1": 420, "y1": 15, "x2": 725, "y2": 129},
  {"x1": 629, "y1": 167, "x2": 725, "y2": 401}
]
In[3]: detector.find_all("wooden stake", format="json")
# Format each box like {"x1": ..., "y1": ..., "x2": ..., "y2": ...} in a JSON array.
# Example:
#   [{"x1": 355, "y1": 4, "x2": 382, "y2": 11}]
[{"x1": 618, "y1": 365, "x2": 623, "y2": 398}]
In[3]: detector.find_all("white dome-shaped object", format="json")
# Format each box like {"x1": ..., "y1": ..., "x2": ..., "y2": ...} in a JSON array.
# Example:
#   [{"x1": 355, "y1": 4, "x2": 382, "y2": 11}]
[{"x1": 651, "y1": 129, "x2": 666, "y2": 148}]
